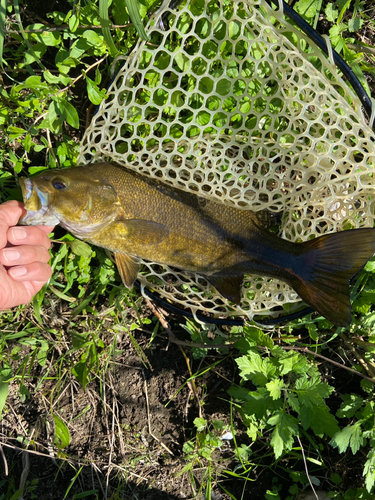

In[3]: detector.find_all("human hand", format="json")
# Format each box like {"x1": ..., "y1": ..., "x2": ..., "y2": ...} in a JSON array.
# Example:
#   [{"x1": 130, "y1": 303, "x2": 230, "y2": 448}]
[{"x1": 0, "y1": 200, "x2": 54, "y2": 310}]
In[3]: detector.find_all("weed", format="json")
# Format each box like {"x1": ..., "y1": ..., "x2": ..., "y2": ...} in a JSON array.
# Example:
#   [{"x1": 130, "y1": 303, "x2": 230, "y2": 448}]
[{"x1": 0, "y1": 0, "x2": 375, "y2": 499}]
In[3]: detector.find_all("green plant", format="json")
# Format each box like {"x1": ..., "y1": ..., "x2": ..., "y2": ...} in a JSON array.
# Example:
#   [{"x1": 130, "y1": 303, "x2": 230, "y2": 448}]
[{"x1": 1, "y1": 0, "x2": 375, "y2": 499}]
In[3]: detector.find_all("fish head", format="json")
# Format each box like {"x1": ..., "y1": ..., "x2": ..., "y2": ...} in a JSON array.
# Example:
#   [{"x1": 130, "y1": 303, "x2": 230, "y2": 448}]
[{"x1": 19, "y1": 167, "x2": 120, "y2": 236}]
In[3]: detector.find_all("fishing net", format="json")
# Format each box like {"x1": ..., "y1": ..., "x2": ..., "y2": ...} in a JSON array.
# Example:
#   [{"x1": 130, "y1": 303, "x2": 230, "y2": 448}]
[{"x1": 78, "y1": 0, "x2": 375, "y2": 321}]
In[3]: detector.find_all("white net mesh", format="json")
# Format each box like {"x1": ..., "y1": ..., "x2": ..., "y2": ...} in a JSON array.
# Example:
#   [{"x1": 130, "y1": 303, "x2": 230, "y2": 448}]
[{"x1": 78, "y1": 0, "x2": 375, "y2": 321}]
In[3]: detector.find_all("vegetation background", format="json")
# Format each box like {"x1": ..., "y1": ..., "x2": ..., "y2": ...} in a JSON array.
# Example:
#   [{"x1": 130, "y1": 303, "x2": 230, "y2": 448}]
[{"x1": 1, "y1": 0, "x2": 375, "y2": 499}]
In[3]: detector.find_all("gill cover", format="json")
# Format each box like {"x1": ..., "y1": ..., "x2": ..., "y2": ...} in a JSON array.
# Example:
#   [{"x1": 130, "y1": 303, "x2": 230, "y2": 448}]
[{"x1": 19, "y1": 178, "x2": 61, "y2": 226}]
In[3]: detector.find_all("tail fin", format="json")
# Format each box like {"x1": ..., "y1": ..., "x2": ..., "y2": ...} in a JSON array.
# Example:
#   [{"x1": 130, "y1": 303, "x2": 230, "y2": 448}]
[{"x1": 292, "y1": 229, "x2": 375, "y2": 326}]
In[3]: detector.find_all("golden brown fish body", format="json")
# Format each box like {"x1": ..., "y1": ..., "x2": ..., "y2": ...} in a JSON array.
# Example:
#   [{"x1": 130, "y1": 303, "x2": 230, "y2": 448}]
[{"x1": 20, "y1": 162, "x2": 375, "y2": 326}]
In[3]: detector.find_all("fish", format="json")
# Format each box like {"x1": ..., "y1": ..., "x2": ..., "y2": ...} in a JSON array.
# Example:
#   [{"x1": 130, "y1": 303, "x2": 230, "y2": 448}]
[{"x1": 19, "y1": 162, "x2": 375, "y2": 327}]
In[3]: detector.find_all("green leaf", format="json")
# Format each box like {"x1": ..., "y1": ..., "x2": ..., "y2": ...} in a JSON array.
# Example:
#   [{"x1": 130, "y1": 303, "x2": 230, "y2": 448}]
[
  {"x1": 360, "y1": 378, "x2": 374, "y2": 394},
  {"x1": 0, "y1": 370, "x2": 11, "y2": 420},
  {"x1": 23, "y1": 134, "x2": 33, "y2": 153},
  {"x1": 228, "y1": 386, "x2": 253, "y2": 401},
  {"x1": 234, "y1": 443, "x2": 251, "y2": 462},
  {"x1": 69, "y1": 12, "x2": 79, "y2": 32},
  {"x1": 0, "y1": 106, "x2": 8, "y2": 125},
  {"x1": 325, "y1": 3, "x2": 338, "y2": 22},
  {"x1": 287, "y1": 392, "x2": 300, "y2": 413},
  {"x1": 194, "y1": 417, "x2": 207, "y2": 432},
  {"x1": 183, "y1": 441, "x2": 195, "y2": 455},
  {"x1": 61, "y1": 101, "x2": 80, "y2": 129},
  {"x1": 216, "y1": 79, "x2": 231, "y2": 96},
  {"x1": 19, "y1": 383, "x2": 30, "y2": 403},
  {"x1": 53, "y1": 414, "x2": 71, "y2": 449},
  {"x1": 200, "y1": 445, "x2": 212, "y2": 460},
  {"x1": 365, "y1": 258, "x2": 375, "y2": 273},
  {"x1": 268, "y1": 410, "x2": 299, "y2": 459},
  {"x1": 212, "y1": 419, "x2": 225, "y2": 431},
  {"x1": 307, "y1": 322, "x2": 319, "y2": 341},
  {"x1": 330, "y1": 473, "x2": 342, "y2": 485},
  {"x1": 348, "y1": 16, "x2": 362, "y2": 32},
  {"x1": 37, "y1": 342, "x2": 49, "y2": 367},
  {"x1": 8, "y1": 150, "x2": 23, "y2": 173},
  {"x1": 336, "y1": 394, "x2": 364, "y2": 419},
  {"x1": 330, "y1": 422, "x2": 364, "y2": 454},
  {"x1": 72, "y1": 360, "x2": 89, "y2": 389},
  {"x1": 295, "y1": 375, "x2": 332, "y2": 408},
  {"x1": 43, "y1": 70, "x2": 72, "y2": 85},
  {"x1": 243, "y1": 325, "x2": 274, "y2": 349},
  {"x1": 24, "y1": 42, "x2": 47, "y2": 65},
  {"x1": 29, "y1": 166, "x2": 48, "y2": 174},
  {"x1": 124, "y1": 0, "x2": 150, "y2": 41},
  {"x1": 56, "y1": 55, "x2": 79, "y2": 74},
  {"x1": 69, "y1": 37, "x2": 91, "y2": 60},
  {"x1": 242, "y1": 388, "x2": 282, "y2": 420},
  {"x1": 7, "y1": 126, "x2": 26, "y2": 140},
  {"x1": 266, "y1": 379, "x2": 284, "y2": 400},
  {"x1": 294, "y1": 0, "x2": 321, "y2": 20},
  {"x1": 236, "y1": 351, "x2": 276, "y2": 386},
  {"x1": 329, "y1": 23, "x2": 347, "y2": 48},
  {"x1": 175, "y1": 53, "x2": 190, "y2": 72},
  {"x1": 99, "y1": 0, "x2": 119, "y2": 56},
  {"x1": 82, "y1": 30, "x2": 107, "y2": 56},
  {"x1": 337, "y1": 0, "x2": 351, "y2": 23},
  {"x1": 48, "y1": 100, "x2": 65, "y2": 132},
  {"x1": 361, "y1": 311, "x2": 375, "y2": 329},
  {"x1": 278, "y1": 352, "x2": 310, "y2": 376},
  {"x1": 86, "y1": 76, "x2": 107, "y2": 105},
  {"x1": 29, "y1": 24, "x2": 62, "y2": 46},
  {"x1": 48, "y1": 11, "x2": 65, "y2": 26},
  {"x1": 300, "y1": 404, "x2": 340, "y2": 437},
  {"x1": 49, "y1": 286, "x2": 76, "y2": 302},
  {"x1": 350, "y1": 61, "x2": 371, "y2": 99},
  {"x1": 0, "y1": 0, "x2": 6, "y2": 68},
  {"x1": 14, "y1": 0, "x2": 45, "y2": 71},
  {"x1": 363, "y1": 448, "x2": 375, "y2": 493}
]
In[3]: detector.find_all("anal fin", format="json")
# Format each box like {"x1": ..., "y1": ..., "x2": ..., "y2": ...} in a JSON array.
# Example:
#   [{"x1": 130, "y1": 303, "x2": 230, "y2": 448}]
[
  {"x1": 206, "y1": 275, "x2": 244, "y2": 305},
  {"x1": 115, "y1": 253, "x2": 140, "y2": 288}
]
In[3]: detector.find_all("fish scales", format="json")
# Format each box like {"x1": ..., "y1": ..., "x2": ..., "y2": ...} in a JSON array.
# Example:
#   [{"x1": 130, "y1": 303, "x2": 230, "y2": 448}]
[
  {"x1": 19, "y1": 162, "x2": 375, "y2": 327},
  {"x1": 90, "y1": 164, "x2": 295, "y2": 275}
]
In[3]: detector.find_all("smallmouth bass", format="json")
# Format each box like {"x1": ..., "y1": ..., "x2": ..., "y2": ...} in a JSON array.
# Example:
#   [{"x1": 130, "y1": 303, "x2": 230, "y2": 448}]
[{"x1": 19, "y1": 162, "x2": 375, "y2": 326}]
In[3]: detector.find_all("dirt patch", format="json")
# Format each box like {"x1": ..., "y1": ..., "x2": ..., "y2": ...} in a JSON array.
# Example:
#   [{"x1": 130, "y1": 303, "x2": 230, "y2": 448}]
[{"x1": 1, "y1": 311, "x2": 281, "y2": 500}]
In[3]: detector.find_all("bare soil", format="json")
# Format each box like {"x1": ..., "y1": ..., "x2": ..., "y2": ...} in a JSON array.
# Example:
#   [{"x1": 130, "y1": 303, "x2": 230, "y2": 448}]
[{"x1": 0, "y1": 311, "x2": 279, "y2": 499}]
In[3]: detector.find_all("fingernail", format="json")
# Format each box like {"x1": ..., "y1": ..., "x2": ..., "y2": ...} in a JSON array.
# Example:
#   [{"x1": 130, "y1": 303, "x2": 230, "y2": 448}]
[
  {"x1": 12, "y1": 227, "x2": 27, "y2": 240},
  {"x1": 9, "y1": 267, "x2": 27, "y2": 277},
  {"x1": 2, "y1": 249, "x2": 21, "y2": 263}
]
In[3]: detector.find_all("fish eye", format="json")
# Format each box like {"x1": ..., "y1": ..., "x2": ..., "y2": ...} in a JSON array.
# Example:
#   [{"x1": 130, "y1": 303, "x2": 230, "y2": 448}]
[{"x1": 52, "y1": 179, "x2": 66, "y2": 190}]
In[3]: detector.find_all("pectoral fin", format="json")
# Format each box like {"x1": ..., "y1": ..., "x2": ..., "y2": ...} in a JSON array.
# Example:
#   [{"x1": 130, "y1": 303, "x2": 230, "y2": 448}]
[
  {"x1": 117, "y1": 219, "x2": 170, "y2": 245},
  {"x1": 115, "y1": 253, "x2": 140, "y2": 288},
  {"x1": 206, "y1": 275, "x2": 244, "y2": 305}
]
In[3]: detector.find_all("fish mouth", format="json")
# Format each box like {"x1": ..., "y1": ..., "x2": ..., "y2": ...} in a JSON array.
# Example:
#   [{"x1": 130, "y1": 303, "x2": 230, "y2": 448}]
[{"x1": 19, "y1": 178, "x2": 60, "y2": 226}]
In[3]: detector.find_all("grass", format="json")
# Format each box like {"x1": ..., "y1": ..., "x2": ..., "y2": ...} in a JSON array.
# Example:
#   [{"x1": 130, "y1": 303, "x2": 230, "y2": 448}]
[{"x1": 1, "y1": 0, "x2": 375, "y2": 499}]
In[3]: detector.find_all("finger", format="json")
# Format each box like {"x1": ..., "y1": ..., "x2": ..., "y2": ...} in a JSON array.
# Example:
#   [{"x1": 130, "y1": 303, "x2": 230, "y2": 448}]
[
  {"x1": 22, "y1": 279, "x2": 48, "y2": 301},
  {"x1": 8, "y1": 261, "x2": 53, "y2": 283},
  {"x1": 0, "y1": 262, "x2": 50, "y2": 310},
  {"x1": 0, "y1": 200, "x2": 26, "y2": 227},
  {"x1": 0, "y1": 278, "x2": 47, "y2": 310},
  {"x1": 37, "y1": 225, "x2": 55, "y2": 235},
  {"x1": 7, "y1": 226, "x2": 53, "y2": 249},
  {"x1": 0, "y1": 201, "x2": 26, "y2": 249},
  {"x1": 0, "y1": 245, "x2": 50, "y2": 267}
]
